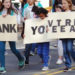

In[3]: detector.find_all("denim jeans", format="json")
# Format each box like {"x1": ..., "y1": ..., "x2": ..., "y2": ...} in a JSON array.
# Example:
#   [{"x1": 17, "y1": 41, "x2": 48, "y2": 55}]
[
  {"x1": 24, "y1": 44, "x2": 32, "y2": 62},
  {"x1": 0, "y1": 41, "x2": 24, "y2": 67},
  {"x1": 62, "y1": 39, "x2": 75, "y2": 68},
  {"x1": 31, "y1": 43, "x2": 37, "y2": 53},
  {"x1": 37, "y1": 42, "x2": 50, "y2": 67}
]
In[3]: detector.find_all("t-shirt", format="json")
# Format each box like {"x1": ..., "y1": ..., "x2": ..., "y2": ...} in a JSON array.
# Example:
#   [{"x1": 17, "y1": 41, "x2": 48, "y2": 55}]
[{"x1": 24, "y1": 5, "x2": 34, "y2": 19}]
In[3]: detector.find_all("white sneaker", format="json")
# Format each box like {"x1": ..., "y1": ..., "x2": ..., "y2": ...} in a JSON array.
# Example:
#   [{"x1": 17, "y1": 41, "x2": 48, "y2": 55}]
[
  {"x1": 63, "y1": 58, "x2": 66, "y2": 62},
  {"x1": 5, "y1": 52, "x2": 8, "y2": 55},
  {"x1": 30, "y1": 51, "x2": 35, "y2": 56},
  {"x1": 42, "y1": 67, "x2": 49, "y2": 71},
  {"x1": 56, "y1": 59, "x2": 63, "y2": 65}
]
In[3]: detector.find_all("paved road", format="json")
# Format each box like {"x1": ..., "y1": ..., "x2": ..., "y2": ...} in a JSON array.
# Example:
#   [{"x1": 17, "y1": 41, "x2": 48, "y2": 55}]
[{"x1": 0, "y1": 47, "x2": 75, "y2": 75}]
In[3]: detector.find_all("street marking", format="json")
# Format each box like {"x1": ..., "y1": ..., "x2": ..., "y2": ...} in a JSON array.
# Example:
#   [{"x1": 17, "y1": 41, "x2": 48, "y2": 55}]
[
  {"x1": 34, "y1": 74, "x2": 40, "y2": 75},
  {"x1": 33, "y1": 71, "x2": 50, "y2": 75},
  {"x1": 41, "y1": 71, "x2": 49, "y2": 74},
  {"x1": 47, "y1": 70, "x2": 63, "y2": 75},
  {"x1": 47, "y1": 66, "x2": 75, "y2": 75},
  {"x1": 33, "y1": 65, "x2": 75, "y2": 75},
  {"x1": 72, "y1": 67, "x2": 75, "y2": 70}
]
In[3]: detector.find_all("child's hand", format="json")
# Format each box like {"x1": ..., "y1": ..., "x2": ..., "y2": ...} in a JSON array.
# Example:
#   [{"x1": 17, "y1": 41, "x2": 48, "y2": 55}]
[
  {"x1": 2, "y1": 14, "x2": 7, "y2": 17},
  {"x1": 21, "y1": 34, "x2": 25, "y2": 39}
]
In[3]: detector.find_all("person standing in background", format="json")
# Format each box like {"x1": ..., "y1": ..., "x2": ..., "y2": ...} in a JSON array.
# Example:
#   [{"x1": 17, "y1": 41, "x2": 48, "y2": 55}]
[
  {"x1": 55, "y1": 4, "x2": 64, "y2": 65},
  {"x1": 21, "y1": 0, "x2": 43, "y2": 65},
  {"x1": 62, "y1": 0, "x2": 75, "y2": 72},
  {"x1": 53, "y1": 0, "x2": 62, "y2": 12},
  {"x1": 32, "y1": 7, "x2": 50, "y2": 71}
]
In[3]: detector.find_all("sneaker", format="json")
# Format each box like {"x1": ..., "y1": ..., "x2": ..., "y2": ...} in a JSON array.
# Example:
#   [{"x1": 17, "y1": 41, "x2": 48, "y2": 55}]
[
  {"x1": 56, "y1": 59, "x2": 63, "y2": 65},
  {"x1": 18, "y1": 59, "x2": 25, "y2": 69},
  {"x1": 30, "y1": 51, "x2": 35, "y2": 56},
  {"x1": 5, "y1": 51, "x2": 8, "y2": 55},
  {"x1": 54, "y1": 44, "x2": 57, "y2": 47},
  {"x1": 63, "y1": 58, "x2": 66, "y2": 62},
  {"x1": 0, "y1": 67, "x2": 6, "y2": 74},
  {"x1": 63, "y1": 67, "x2": 71, "y2": 72},
  {"x1": 42, "y1": 67, "x2": 49, "y2": 71}
]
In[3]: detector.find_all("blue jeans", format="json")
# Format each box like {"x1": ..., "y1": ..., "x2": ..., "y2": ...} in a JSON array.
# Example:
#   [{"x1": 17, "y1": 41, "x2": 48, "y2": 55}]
[
  {"x1": 31, "y1": 43, "x2": 37, "y2": 53},
  {"x1": 37, "y1": 42, "x2": 50, "y2": 67},
  {"x1": 24, "y1": 44, "x2": 32, "y2": 62},
  {"x1": 0, "y1": 41, "x2": 24, "y2": 67},
  {"x1": 24, "y1": 43, "x2": 37, "y2": 62},
  {"x1": 62, "y1": 39, "x2": 75, "y2": 68}
]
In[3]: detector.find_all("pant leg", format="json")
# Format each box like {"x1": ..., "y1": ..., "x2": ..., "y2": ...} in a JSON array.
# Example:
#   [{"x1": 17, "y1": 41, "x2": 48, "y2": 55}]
[
  {"x1": 62, "y1": 40, "x2": 71, "y2": 68},
  {"x1": 37, "y1": 43, "x2": 42, "y2": 55},
  {"x1": 42, "y1": 42, "x2": 50, "y2": 67},
  {"x1": 9, "y1": 42, "x2": 24, "y2": 61},
  {"x1": 31, "y1": 43, "x2": 37, "y2": 53},
  {"x1": 67, "y1": 40, "x2": 75, "y2": 61},
  {"x1": 58, "y1": 40, "x2": 63, "y2": 57},
  {"x1": 0, "y1": 42, "x2": 5, "y2": 67},
  {"x1": 37, "y1": 43, "x2": 43, "y2": 60},
  {"x1": 24, "y1": 44, "x2": 32, "y2": 62}
]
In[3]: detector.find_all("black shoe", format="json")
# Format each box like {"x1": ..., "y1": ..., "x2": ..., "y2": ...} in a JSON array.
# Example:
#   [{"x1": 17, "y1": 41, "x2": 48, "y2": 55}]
[{"x1": 63, "y1": 67, "x2": 71, "y2": 72}]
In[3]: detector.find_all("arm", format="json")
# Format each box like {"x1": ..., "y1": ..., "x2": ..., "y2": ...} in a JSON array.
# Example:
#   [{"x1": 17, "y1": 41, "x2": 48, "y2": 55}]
[{"x1": 21, "y1": 9, "x2": 27, "y2": 38}]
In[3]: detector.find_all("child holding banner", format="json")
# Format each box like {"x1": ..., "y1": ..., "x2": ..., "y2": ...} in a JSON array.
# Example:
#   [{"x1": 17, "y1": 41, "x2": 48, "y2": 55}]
[
  {"x1": 21, "y1": 0, "x2": 36, "y2": 65},
  {"x1": 0, "y1": 0, "x2": 25, "y2": 73},
  {"x1": 20, "y1": 0, "x2": 42, "y2": 56},
  {"x1": 30, "y1": 0, "x2": 42, "y2": 56},
  {"x1": 55, "y1": 4, "x2": 64, "y2": 65},
  {"x1": 21, "y1": 0, "x2": 42, "y2": 65},
  {"x1": 33, "y1": 7, "x2": 50, "y2": 71},
  {"x1": 62, "y1": 0, "x2": 75, "y2": 72}
]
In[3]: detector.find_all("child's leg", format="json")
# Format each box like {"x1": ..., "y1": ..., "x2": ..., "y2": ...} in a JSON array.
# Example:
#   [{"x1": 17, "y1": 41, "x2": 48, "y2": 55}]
[
  {"x1": 31, "y1": 43, "x2": 37, "y2": 53},
  {"x1": 0, "y1": 42, "x2": 5, "y2": 68},
  {"x1": 9, "y1": 42, "x2": 24, "y2": 68},
  {"x1": 37, "y1": 43, "x2": 43, "y2": 58},
  {"x1": 24, "y1": 44, "x2": 32, "y2": 64},
  {"x1": 42, "y1": 42, "x2": 50, "y2": 67},
  {"x1": 30, "y1": 43, "x2": 37, "y2": 56},
  {"x1": 58, "y1": 40, "x2": 63, "y2": 58},
  {"x1": 9, "y1": 42, "x2": 24, "y2": 61},
  {"x1": 62, "y1": 40, "x2": 71, "y2": 68},
  {"x1": 56, "y1": 40, "x2": 63, "y2": 64},
  {"x1": 68, "y1": 40, "x2": 75, "y2": 61}
]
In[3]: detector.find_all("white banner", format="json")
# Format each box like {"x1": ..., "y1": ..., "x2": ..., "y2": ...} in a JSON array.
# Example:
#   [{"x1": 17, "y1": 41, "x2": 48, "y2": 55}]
[
  {"x1": 0, "y1": 15, "x2": 17, "y2": 41},
  {"x1": 24, "y1": 18, "x2": 52, "y2": 44},
  {"x1": 24, "y1": 12, "x2": 75, "y2": 44},
  {"x1": 47, "y1": 12, "x2": 75, "y2": 39}
]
